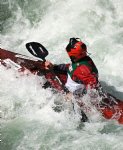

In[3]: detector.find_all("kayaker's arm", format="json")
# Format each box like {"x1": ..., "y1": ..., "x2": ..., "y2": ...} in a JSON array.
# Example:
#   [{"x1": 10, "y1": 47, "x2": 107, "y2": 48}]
[
  {"x1": 53, "y1": 64, "x2": 69, "y2": 74},
  {"x1": 44, "y1": 61, "x2": 69, "y2": 74}
]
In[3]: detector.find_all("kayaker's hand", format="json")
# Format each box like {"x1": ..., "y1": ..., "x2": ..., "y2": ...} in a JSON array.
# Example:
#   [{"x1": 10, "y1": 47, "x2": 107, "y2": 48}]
[{"x1": 44, "y1": 61, "x2": 54, "y2": 70}]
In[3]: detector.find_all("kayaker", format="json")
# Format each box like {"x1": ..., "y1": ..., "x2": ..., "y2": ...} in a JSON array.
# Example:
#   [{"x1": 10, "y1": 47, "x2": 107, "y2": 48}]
[{"x1": 44, "y1": 37, "x2": 99, "y2": 96}]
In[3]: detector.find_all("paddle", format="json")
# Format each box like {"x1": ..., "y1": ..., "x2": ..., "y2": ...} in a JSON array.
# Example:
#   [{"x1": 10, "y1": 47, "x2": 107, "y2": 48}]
[
  {"x1": 26, "y1": 42, "x2": 70, "y2": 93},
  {"x1": 26, "y1": 42, "x2": 48, "y2": 61},
  {"x1": 26, "y1": 41, "x2": 65, "y2": 88}
]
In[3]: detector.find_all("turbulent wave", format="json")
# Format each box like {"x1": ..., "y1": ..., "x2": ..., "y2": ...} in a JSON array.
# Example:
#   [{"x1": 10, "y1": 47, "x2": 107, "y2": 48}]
[{"x1": 0, "y1": 0, "x2": 123, "y2": 150}]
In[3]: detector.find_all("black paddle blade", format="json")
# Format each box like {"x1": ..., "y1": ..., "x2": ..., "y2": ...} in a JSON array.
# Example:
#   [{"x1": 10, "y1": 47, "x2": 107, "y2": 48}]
[{"x1": 26, "y1": 42, "x2": 49, "y2": 61}]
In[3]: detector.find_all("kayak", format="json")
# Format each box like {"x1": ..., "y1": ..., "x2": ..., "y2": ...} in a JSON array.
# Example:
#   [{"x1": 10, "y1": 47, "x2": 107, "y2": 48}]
[
  {"x1": 0, "y1": 47, "x2": 123, "y2": 124},
  {"x1": 0, "y1": 48, "x2": 67, "y2": 91}
]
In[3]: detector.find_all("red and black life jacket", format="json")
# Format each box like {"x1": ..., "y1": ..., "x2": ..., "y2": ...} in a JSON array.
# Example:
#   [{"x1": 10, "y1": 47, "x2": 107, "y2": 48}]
[{"x1": 67, "y1": 56, "x2": 98, "y2": 88}]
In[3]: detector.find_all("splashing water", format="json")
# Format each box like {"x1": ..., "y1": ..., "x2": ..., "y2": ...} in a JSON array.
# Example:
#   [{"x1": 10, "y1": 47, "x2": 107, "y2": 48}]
[{"x1": 0, "y1": 0, "x2": 123, "y2": 150}]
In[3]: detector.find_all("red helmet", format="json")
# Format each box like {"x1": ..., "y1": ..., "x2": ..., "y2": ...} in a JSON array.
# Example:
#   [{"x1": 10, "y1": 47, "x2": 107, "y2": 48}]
[{"x1": 66, "y1": 38, "x2": 87, "y2": 62}]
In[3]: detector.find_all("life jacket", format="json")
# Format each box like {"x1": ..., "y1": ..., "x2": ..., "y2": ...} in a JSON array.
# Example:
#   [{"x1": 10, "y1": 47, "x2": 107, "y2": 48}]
[
  {"x1": 68, "y1": 60, "x2": 98, "y2": 77},
  {"x1": 66, "y1": 57, "x2": 98, "y2": 89}
]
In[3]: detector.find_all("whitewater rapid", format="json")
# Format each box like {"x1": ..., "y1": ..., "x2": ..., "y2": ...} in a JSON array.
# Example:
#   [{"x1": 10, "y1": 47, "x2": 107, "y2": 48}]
[{"x1": 0, "y1": 0, "x2": 123, "y2": 150}]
